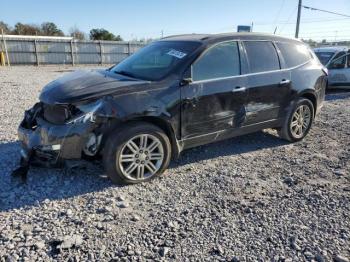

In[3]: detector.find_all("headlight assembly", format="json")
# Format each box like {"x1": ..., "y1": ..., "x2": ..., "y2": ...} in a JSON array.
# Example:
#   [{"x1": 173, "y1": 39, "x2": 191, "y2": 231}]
[
  {"x1": 65, "y1": 98, "x2": 117, "y2": 125},
  {"x1": 66, "y1": 111, "x2": 96, "y2": 124}
]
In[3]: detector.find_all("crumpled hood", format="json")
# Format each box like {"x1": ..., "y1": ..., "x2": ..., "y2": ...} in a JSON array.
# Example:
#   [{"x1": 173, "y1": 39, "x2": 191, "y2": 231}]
[{"x1": 39, "y1": 69, "x2": 149, "y2": 104}]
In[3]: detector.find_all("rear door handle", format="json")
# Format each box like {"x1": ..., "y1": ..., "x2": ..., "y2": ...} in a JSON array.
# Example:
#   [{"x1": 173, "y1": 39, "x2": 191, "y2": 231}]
[
  {"x1": 232, "y1": 86, "x2": 246, "y2": 92},
  {"x1": 279, "y1": 79, "x2": 291, "y2": 86},
  {"x1": 183, "y1": 97, "x2": 197, "y2": 107},
  {"x1": 183, "y1": 97, "x2": 194, "y2": 103}
]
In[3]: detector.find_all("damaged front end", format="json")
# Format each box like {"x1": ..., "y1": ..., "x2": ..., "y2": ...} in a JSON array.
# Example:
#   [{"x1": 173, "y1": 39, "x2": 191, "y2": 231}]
[{"x1": 12, "y1": 97, "x2": 118, "y2": 179}]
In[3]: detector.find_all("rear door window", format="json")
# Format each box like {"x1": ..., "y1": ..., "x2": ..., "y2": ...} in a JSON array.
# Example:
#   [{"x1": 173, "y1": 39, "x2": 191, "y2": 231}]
[
  {"x1": 276, "y1": 42, "x2": 312, "y2": 68},
  {"x1": 243, "y1": 41, "x2": 280, "y2": 73}
]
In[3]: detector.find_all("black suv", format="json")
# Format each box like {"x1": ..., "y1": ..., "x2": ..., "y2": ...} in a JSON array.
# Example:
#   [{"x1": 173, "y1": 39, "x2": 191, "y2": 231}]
[{"x1": 16, "y1": 33, "x2": 327, "y2": 184}]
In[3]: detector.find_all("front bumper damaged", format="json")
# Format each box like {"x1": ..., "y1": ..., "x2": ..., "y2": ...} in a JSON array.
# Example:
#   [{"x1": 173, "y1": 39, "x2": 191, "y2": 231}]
[
  {"x1": 18, "y1": 117, "x2": 95, "y2": 164},
  {"x1": 12, "y1": 104, "x2": 99, "y2": 179}
]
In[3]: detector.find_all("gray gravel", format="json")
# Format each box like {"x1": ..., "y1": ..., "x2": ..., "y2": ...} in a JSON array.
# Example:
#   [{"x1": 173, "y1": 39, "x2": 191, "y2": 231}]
[{"x1": 0, "y1": 66, "x2": 349, "y2": 261}]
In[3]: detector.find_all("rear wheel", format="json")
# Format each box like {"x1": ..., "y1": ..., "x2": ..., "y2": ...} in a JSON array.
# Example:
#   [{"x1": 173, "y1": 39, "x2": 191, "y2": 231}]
[
  {"x1": 103, "y1": 122, "x2": 171, "y2": 184},
  {"x1": 278, "y1": 98, "x2": 314, "y2": 142}
]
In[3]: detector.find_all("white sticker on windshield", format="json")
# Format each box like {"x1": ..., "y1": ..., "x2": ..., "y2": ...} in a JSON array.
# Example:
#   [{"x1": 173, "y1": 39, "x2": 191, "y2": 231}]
[{"x1": 167, "y1": 49, "x2": 187, "y2": 59}]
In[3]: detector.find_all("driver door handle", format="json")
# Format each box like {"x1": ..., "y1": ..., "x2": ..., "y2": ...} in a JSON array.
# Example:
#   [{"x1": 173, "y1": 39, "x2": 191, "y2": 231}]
[
  {"x1": 279, "y1": 79, "x2": 291, "y2": 86},
  {"x1": 232, "y1": 86, "x2": 246, "y2": 93}
]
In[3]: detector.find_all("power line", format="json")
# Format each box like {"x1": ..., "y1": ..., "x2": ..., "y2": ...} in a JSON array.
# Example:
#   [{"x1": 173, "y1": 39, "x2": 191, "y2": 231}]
[
  {"x1": 279, "y1": 6, "x2": 298, "y2": 34},
  {"x1": 303, "y1": 5, "x2": 350, "y2": 18},
  {"x1": 299, "y1": 31, "x2": 350, "y2": 36},
  {"x1": 294, "y1": 28, "x2": 350, "y2": 33},
  {"x1": 254, "y1": 17, "x2": 350, "y2": 26},
  {"x1": 300, "y1": 35, "x2": 349, "y2": 38},
  {"x1": 295, "y1": 1, "x2": 350, "y2": 38},
  {"x1": 299, "y1": 33, "x2": 350, "y2": 37},
  {"x1": 252, "y1": 16, "x2": 350, "y2": 26},
  {"x1": 272, "y1": 0, "x2": 286, "y2": 31}
]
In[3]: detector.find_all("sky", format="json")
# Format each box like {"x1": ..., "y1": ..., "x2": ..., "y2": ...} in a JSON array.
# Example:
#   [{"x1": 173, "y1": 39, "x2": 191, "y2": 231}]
[{"x1": 1, "y1": 0, "x2": 350, "y2": 41}]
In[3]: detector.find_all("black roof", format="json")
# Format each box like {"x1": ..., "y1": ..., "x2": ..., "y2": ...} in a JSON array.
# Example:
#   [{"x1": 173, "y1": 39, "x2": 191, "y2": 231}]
[{"x1": 161, "y1": 32, "x2": 303, "y2": 45}]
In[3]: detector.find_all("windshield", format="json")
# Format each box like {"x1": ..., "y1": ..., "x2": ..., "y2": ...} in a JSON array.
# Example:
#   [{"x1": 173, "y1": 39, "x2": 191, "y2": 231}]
[
  {"x1": 110, "y1": 41, "x2": 201, "y2": 81},
  {"x1": 315, "y1": 51, "x2": 335, "y2": 65}
]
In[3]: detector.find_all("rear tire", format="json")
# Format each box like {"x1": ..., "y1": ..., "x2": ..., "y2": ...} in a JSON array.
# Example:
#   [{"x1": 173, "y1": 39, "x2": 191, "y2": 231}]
[
  {"x1": 103, "y1": 122, "x2": 171, "y2": 185},
  {"x1": 278, "y1": 98, "x2": 314, "y2": 142}
]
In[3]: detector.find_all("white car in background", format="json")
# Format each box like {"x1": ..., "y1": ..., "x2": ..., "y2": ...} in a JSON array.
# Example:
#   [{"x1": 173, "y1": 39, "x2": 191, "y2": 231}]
[{"x1": 314, "y1": 46, "x2": 350, "y2": 88}]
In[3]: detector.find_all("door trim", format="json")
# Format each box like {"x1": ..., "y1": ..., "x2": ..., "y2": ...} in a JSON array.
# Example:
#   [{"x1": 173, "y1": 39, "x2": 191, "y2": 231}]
[{"x1": 180, "y1": 118, "x2": 283, "y2": 150}]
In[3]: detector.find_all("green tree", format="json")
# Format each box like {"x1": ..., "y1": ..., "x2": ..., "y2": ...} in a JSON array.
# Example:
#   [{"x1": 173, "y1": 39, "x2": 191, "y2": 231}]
[
  {"x1": 41, "y1": 22, "x2": 64, "y2": 36},
  {"x1": 13, "y1": 22, "x2": 40, "y2": 35},
  {"x1": 0, "y1": 21, "x2": 12, "y2": 34},
  {"x1": 114, "y1": 34, "x2": 123, "y2": 41},
  {"x1": 69, "y1": 26, "x2": 86, "y2": 40},
  {"x1": 89, "y1": 28, "x2": 123, "y2": 41},
  {"x1": 302, "y1": 38, "x2": 317, "y2": 48}
]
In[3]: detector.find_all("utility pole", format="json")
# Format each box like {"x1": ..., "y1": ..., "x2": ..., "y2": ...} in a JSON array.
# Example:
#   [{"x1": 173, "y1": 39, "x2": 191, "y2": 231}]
[{"x1": 295, "y1": 0, "x2": 302, "y2": 38}]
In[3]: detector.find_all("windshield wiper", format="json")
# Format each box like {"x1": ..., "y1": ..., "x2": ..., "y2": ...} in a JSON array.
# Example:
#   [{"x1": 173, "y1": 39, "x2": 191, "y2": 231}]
[{"x1": 113, "y1": 70, "x2": 140, "y2": 79}]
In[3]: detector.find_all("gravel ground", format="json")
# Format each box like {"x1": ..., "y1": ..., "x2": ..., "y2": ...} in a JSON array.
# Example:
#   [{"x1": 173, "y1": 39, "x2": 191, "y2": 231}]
[{"x1": 0, "y1": 66, "x2": 349, "y2": 262}]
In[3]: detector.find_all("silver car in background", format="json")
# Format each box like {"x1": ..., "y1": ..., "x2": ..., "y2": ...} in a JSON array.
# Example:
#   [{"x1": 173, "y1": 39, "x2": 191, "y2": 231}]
[{"x1": 314, "y1": 46, "x2": 350, "y2": 88}]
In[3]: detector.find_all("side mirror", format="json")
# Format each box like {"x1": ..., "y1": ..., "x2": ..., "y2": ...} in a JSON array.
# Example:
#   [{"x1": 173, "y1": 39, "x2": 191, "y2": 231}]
[{"x1": 180, "y1": 77, "x2": 193, "y2": 86}]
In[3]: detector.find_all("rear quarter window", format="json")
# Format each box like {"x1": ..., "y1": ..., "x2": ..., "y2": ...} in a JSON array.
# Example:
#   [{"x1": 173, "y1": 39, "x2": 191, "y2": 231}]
[
  {"x1": 243, "y1": 41, "x2": 280, "y2": 73},
  {"x1": 276, "y1": 42, "x2": 312, "y2": 68}
]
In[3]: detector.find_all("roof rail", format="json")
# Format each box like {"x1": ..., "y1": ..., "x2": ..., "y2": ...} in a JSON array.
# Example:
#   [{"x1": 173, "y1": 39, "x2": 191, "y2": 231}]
[{"x1": 162, "y1": 33, "x2": 206, "y2": 39}]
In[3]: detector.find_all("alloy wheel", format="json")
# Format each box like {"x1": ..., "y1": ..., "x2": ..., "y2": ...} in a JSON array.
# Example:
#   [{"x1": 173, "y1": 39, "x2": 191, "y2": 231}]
[
  {"x1": 290, "y1": 105, "x2": 311, "y2": 139},
  {"x1": 118, "y1": 134, "x2": 164, "y2": 181}
]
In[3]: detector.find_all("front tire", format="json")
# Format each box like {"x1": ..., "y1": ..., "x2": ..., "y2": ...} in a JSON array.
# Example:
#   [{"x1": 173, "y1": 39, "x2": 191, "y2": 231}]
[
  {"x1": 278, "y1": 98, "x2": 314, "y2": 142},
  {"x1": 103, "y1": 122, "x2": 171, "y2": 185}
]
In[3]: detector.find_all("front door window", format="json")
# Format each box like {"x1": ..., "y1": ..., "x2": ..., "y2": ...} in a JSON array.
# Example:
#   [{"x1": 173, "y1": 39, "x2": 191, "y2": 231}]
[
  {"x1": 192, "y1": 41, "x2": 240, "y2": 81},
  {"x1": 328, "y1": 54, "x2": 348, "y2": 70}
]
